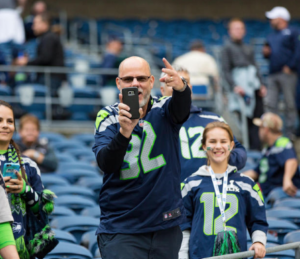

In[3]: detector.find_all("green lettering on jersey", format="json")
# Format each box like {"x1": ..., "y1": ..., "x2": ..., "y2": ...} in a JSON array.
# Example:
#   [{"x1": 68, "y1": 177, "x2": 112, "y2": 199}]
[
  {"x1": 95, "y1": 110, "x2": 110, "y2": 130},
  {"x1": 253, "y1": 184, "x2": 264, "y2": 203},
  {"x1": 275, "y1": 137, "x2": 290, "y2": 148}
]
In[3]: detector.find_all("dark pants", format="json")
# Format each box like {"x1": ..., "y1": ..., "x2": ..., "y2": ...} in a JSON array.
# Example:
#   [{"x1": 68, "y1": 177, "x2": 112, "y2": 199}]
[{"x1": 97, "y1": 226, "x2": 183, "y2": 259}]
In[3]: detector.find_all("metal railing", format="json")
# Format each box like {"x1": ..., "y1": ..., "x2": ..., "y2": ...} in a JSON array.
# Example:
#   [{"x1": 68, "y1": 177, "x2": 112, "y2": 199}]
[{"x1": 204, "y1": 241, "x2": 300, "y2": 259}]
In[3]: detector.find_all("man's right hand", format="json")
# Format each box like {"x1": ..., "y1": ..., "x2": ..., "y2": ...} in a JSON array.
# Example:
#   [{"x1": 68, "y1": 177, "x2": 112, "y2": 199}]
[
  {"x1": 234, "y1": 86, "x2": 245, "y2": 96},
  {"x1": 262, "y1": 45, "x2": 271, "y2": 58},
  {"x1": 118, "y1": 94, "x2": 142, "y2": 139}
]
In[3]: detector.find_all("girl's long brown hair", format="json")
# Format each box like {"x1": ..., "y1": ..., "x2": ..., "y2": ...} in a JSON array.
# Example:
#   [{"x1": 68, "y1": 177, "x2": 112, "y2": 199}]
[{"x1": 0, "y1": 100, "x2": 28, "y2": 184}]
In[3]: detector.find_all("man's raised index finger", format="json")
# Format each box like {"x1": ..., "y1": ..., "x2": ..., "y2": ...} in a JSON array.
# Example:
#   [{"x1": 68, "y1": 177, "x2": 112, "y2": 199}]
[{"x1": 162, "y1": 58, "x2": 173, "y2": 70}]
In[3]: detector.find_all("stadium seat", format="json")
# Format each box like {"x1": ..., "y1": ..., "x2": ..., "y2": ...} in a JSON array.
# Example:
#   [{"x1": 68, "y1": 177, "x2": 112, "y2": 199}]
[
  {"x1": 274, "y1": 198, "x2": 300, "y2": 210},
  {"x1": 45, "y1": 241, "x2": 93, "y2": 259},
  {"x1": 264, "y1": 249, "x2": 295, "y2": 259},
  {"x1": 39, "y1": 132, "x2": 66, "y2": 143},
  {"x1": 265, "y1": 188, "x2": 300, "y2": 208},
  {"x1": 55, "y1": 169, "x2": 100, "y2": 184},
  {"x1": 246, "y1": 150, "x2": 261, "y2": 163},
  {"x1": 56, "y1": 153, "x2": 76, "y2": 163},
  {"x1": 41, "y1": 175, "x2": 70, "y2": 188},
  {"x1": 71, "y1": 133, "x2": 95, "y2": 147},
  {"x1": 50, "y1": 216, "x2": 99, "y2": 243},
  {"x1": 58, "y1": 161, "x2": 99, "y2": 173},
  {"x1": 284, "y1": 230, "x2": 300, "y2": 244},
  {"x1": 66, "y1": 148, "x2": 95, "y2": 161},
  {"x1": 267, "y1": 218, "x2": 299, "y2": 243},
  {"x1": 247, "y1": 232, "x2": 279, "y2": 244},
  {"x1": 54, "y1": 195, "x2": 96, "y2": 214},
  {"x1": 50, "y1": 185, "x2": 96, "y2": 201},
  {"x1": 266, "y1": 208, "x2": 300, "y2": 227},
  {"x1": 0, "y1": 85, "x2": 12, "y2": 96},
  {"x1": 80, "y1": 230, "x2": 98, "y2": 256},
  {"x1": 52, "y1": 229, "x2": 77, "y2": 244},
  {"x1": 81, "y1": 206, "x2": 101, "y2": 218},
  {"x1": 49, "y1": 205, "x2": 76, "y2": 221},
  {"x1": 76, "y1": 177, "x2": 103, "y2": 197},
  {"x1": 53, "y1": 140, "x2": 84, "y2": 152}
]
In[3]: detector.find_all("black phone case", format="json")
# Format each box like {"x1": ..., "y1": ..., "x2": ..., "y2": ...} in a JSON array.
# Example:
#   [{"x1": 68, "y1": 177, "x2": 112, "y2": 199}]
[{"x1": 122, "y1": 87, "x2": 140, "y2": 119}]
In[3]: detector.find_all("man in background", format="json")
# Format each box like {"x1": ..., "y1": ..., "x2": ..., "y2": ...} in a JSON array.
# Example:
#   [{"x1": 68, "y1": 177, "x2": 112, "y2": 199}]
[
  {"x1": 222, "y1": 18, "x2": 266, "y2": 150},
  {"x1": 16, "y1": 13, "x2": 65, "y2": 95},
  {"x1": 263, "y1": 6, "x2": 300, "y2": 140},
  {"x1": 244, "y1": 112, "x2": 300, "y2": 197},
  {"x1": 172, "y1": 40, "x2": 219, "y2": 98}
]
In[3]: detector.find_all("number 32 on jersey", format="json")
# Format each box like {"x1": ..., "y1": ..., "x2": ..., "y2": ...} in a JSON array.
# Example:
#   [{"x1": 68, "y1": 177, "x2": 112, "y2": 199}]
[{"x1": 121, "y1": 121, "x2": 166, "y2": 180}]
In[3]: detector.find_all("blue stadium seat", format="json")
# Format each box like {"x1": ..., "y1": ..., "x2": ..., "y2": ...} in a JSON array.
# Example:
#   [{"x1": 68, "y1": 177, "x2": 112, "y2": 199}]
[
  {"x1": 246, "y1": 150, "x2": 262, "y2": 163},
  {"x1": 81, "y1": 230, "x2": 99, "y2": 256},
  {"x1": 266, "y1": 208, "x2": 300, "y2": 227},
  {"x1": 52, "y1": 229, "x2": 77, "y2": 244},
  {"x1": 50, "y1": 185, "x2": 96, "y2": 201},
  {"x1": 66, "y1": 148, "x2": 95, "y2": 161},
  {"x1": 53, "y1": 140, "x2": 84, "y2": 152},
  {"x1": 58, "y1": 161, "x2": 99, "y2": 173},
  {"x1": 0, "y1": 85, "x2": 12, "y2": 96},
  {"x1": 55, "y1": 169, "x2": 100, "y2": 184},
  {"x1": 45, "y1": 241, "x2": 93, "y2": 259},
  {"x1": 81, "y1": 206, "x2": 101, "y2": 218},
  {"x1": 264, "y1": 249, "x2": 295, "y2": 259},
  {"x1": 41, "y1": 175, "x2": 70, "y2": 188},
  {"x1": 267, "y1": 218, "x2": 299, "y2": 243},
  {"x1": 49, "y1": 205, "x2": 76, "y2": 221},
  {"x1": 284, "y1": 230, "x2": 300, "y2": 244},
  {"x1": 54, "y1": 195, "x2": 96, "y2": 214},
  {"x1": 50, "y1": 216, "x2": 99, "y2": 243},
  {"x1": 71, "y1": 133, "x2": 95, "y2": 147},
  {"x1": 76, "y1": 177, "x2": 103, "y2": 197},
  {"x1": 39, "y1": 132, "x2": 66, "y2": 143},
  {"x1": 56, "y1": 153, "x2": 76, "y2": 163},
  {"x1": 274, "y1": 198, "x2": 300, "y2": 210},
  {"x1": 265, "y1": 188, "x2": 300, "y2": 208}
]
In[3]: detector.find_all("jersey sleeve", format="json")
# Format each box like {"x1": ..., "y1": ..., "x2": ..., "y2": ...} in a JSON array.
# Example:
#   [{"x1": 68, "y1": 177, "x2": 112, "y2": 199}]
[
  {"x1": 276, "y1": 142, "x2": 297, "y2": 167},
  {"x1": 92, "y1": 107, "x2": 119, "y2": 157},
  {"x1": 228, "y1": 136, "x2": 247, "y2": 170},
  {"x1": 180, "y1": 179, "x2": 195, "y2": 231},
  {"x1": 243, "y1": 180, "x2": 268, "y2": 245}
]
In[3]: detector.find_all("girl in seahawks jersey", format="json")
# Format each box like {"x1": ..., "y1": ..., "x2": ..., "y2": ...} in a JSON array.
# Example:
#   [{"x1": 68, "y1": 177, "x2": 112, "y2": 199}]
[
  {"x1": 179, "y1": 121, "x2": 268, "y2": 259},
  {"x1": 0, "y1": 100, "x2": 54, "y2": 259}
]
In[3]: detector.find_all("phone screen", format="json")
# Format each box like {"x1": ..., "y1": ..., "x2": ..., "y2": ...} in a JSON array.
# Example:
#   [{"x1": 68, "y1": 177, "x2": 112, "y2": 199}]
[{"x1": 2, "y1": 163, "x2": 20, "y2": 179}]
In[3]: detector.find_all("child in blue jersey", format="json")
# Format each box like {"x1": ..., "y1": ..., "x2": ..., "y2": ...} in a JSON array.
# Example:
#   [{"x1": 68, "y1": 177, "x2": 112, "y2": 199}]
[
  {"x1": 0, "y1": 100, "x2": 50, "y2": 259},
  {"x1": 179, "y1": 121, "x2": 268, "y2": 259}
]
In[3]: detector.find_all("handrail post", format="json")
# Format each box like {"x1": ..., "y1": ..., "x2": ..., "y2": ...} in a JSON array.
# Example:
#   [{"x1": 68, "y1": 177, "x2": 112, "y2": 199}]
[
  {"x1": 45, "y1": 69, "x2": 52, "y2": 122},
  {"x1": 296, "y1": 245, "x2": 300, "y2": 259}
]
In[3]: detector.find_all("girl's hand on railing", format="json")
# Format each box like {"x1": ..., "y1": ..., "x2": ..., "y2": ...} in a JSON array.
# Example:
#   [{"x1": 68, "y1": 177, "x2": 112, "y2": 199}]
[{"x1": 249, "y1": 242, "x2": 266, "y2": 259}]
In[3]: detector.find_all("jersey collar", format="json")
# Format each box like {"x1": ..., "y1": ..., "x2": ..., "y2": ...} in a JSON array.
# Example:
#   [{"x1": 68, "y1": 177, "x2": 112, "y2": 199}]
[{"x1": 0, "y1": 150, "x2": 8, "y2": 155}]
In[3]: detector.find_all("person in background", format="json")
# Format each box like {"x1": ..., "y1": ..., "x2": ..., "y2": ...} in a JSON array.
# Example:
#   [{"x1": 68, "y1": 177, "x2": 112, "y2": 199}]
[
  {"x1": 222, "y1": 18, "x2": 266, "y2": 151},
  {"x1": 101, "y1": 37, "x2": 124, "y2": 86},
  {"x1": 16, "y1": 114, "x2": 58, "y2": 173},
  {"x1": 0, "y1": 0, "x2": 26, "y2": 44},
  {"x1": 160, "y1": 67, "x2": 247, "y2": 181},
  {"x1": 0, "y1": 174, "x2": 20, "y2": 259},
  {"x1": 24, "y1": 1, "x2": 47, "y2": 41},
  {"x1": 263, "y1": 6, "x2": 300, "y2": 140},
  {"x1": 172, "y1": 40, "x2": 219, "y2": 98},
  {"x1": 16, "y1": 13, "x2": 65, "y2": 96},
  {"x1": 244, "y1": 112, "x2": 300, "y2": 197}
]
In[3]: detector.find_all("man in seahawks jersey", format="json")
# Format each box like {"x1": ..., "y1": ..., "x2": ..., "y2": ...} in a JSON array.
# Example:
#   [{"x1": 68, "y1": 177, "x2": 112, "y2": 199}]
[
  {"x1": 245, "y1": 112, "x2": 300, "y2": 197},
  {"x1": 93, "y1": 57, "x2": 191, "y2": 259},
  {"x1": 160, "y1": 68, "x2": 247, "y2": 181}
]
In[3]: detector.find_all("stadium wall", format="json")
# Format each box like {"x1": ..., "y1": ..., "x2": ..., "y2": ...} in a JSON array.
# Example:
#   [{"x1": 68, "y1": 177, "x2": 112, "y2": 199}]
[{"x1": 25, "y1": 0, "x2": 300, "y2": 19}]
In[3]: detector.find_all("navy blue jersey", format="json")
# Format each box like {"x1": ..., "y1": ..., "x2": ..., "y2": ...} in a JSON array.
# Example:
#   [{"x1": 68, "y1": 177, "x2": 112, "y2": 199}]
[
  {"x1": 179, "y1": 105, "x2": 247, "y2": 181},
  {"x1": 254, "y1": 136, "x2": 300, "y2": 196},
  {"x1": 0, "y1": 150, "x2": 43, "y2": 240},
  {"x1": 93, "y1": 96, "x2": 186, "y2": 234},
  {"x1": 181, "y1": 165, "x2": 268, "y2": 259}
]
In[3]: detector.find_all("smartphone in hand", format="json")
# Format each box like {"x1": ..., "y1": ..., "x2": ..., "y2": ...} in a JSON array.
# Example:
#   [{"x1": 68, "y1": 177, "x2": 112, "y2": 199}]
[
  {"x1": 2, "y1": 163, "x2": 20, "y2": 179},
  {"x1": 122, "y1": 87, "x2": 140, "y2": 119}
]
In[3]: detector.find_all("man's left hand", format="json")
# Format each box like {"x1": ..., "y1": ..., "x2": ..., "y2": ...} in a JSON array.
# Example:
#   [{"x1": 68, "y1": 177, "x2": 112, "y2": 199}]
[
  {"x1": 283, "y1": 65, "x2": 292, "y2": 74},
  {"x1": 16, "y1": 56, "x2": 28, "y2": 66},
  {"x1": 22, "y1": 149, "x2": 36, "y2": 159},
  {"x1": 249, "y1": 242, "x2": 266, "y2": 259},
  {"x1": 259, "y1": 85, "x2": 267, "y2": 97},
  {"x1": 283, "y1": 178, "x2": 297, "y2": 196},
  {"x1": 159, "y1": 58, "x2": 185, "y2": 91}
]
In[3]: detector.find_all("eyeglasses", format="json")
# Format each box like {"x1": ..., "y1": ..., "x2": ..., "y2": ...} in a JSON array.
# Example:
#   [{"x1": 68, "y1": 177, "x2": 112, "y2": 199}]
[{"x1": 118, "y1": 76, "x2": 151, "y2": 84}]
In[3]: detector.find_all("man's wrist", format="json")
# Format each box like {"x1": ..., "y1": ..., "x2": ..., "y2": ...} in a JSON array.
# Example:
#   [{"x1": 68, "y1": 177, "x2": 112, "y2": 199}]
[{"x1": 119, "y1": 128, "x2": 131, "y2": 139}]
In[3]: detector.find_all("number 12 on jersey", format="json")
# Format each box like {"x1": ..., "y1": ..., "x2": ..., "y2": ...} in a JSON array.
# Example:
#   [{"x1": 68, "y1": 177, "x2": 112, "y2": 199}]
[
  {"x1": 121, "y1": 121, "x2": 166, "y2": 180},
  {"x1": 200, "y1": 192, "x2": 239, "y2": 235}
]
